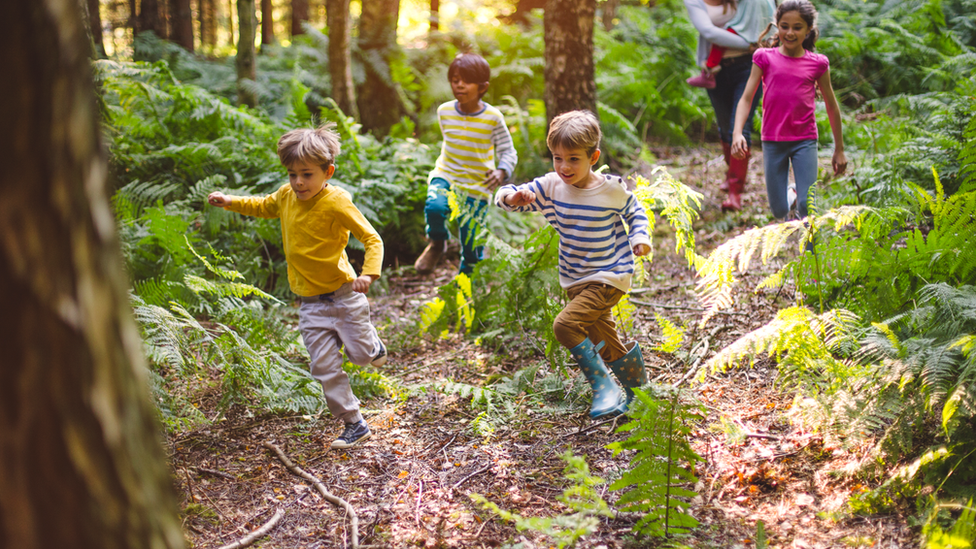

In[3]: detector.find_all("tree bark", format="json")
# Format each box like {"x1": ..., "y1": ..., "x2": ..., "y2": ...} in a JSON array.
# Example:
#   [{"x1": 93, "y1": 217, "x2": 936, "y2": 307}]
[
  {"x1": 129, "y1": 0, "x2": 140, "y2": 34},
  {"x1": 543, "y1": 0, "x2": 598, "y2": 126},
  {"x1": 87, "y1": 0, "x2": 106, "y2": 57},
  {"x1": 261, "y1": 0, "x2": 274, "y2": 44},
  {"x1": 0, "y1": 1, "x2": 186, "y2": 548},
  {"x1": 357, "y1": 0, "x2": 402, "y2": 136},
  {"x1": 602, "y1": 0, "x2": 619, "y2": 31},
  {"x1": 171, "y1": 0, "x2": 195, "y2": 51},
  {"x1": 326, "y1": 0, "x2": 357, "y2": 118},
  {"x1": 291, "y1": 0, "x2": 308, "y2": 36},
  {"x1": 199, "y1": 0, "x2": 217, "y2": 50},
  {"x1": 237, "y1": 0, "x2": 258, "y2": 107},
  {"x1": 140, "y1": 0, "x2": 166, "y2": 38}
]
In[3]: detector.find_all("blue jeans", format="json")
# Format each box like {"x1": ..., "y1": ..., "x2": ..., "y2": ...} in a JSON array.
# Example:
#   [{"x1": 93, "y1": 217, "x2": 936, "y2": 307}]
[
  {"x1": 424, "y1": 177, "x2": 487, "y2": 275},
  {"x1": 706, "y1": 55, "x2": 762, "y2": 146},
  {"x1": 762, "y1": 140, "x2": 819, "y2": 219}
]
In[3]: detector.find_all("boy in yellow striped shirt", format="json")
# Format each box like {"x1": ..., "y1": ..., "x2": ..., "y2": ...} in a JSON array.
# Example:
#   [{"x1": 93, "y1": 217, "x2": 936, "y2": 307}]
[
  {"x1": 208, "y1": 124, "x2": 385, "y2": 450},
  {"x1": 413, "y1": 53, "x2": 518, "y2": 275}
]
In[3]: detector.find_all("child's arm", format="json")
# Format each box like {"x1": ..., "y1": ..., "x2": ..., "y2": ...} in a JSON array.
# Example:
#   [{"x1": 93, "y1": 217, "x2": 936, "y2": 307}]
[
  {"x1": 494, "y1": 180, "x2": 542, "y2": 212},
  {"x1": 484, "y1": 118, "x2": 519, "y2": 190},
  {"x1": 731, "y1": 64, "x2": 764, "y2": 158},
  {"x1": 207, "y1": 190, "x2": 281, "y2": 218},
  {"x1": 208, "y1": 191, "x2": 233, "y2": 208},
  {"x1": 817, "y1": 68, "x2": 847, "y2": 176},
  {"x1": 338, "y1": 200, "x2": 384, "y2": 294},
  {"x1": 621, "y1": 193, "x2": 652, "y2": 257}
]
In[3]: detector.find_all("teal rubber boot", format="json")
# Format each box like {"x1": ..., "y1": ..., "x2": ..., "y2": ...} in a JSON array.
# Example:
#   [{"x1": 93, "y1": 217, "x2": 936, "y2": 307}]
[
  {"x1": 569, "y1": 338, "x2": 627, "y2": 419},
  {"x1": 607, "y1": 341, "x2": 647, "y2": 406}
]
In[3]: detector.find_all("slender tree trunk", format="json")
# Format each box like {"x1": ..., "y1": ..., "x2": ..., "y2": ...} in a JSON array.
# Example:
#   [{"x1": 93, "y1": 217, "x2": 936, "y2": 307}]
[
  {"x1": 199, "y1": 0, "x2": 216, "y2": 51},
  {"x1": 543, "y1": 0, "x2": 597, "y2": 125},
  {"x1": 87, "y1": 0, "x2": 106, "y2": 56},
  {"x1": 602, "y1": 0, "x2": 619, "y2": 31},
  {"x1": 237, "y1": 0, "x2": 258, "y2": 107},
  {"x1": 130, "y1": 0, "x2": 140, "y2": 34},
  {"x1": 171, "y1": 0, "x2": 195, "y2": 51},
  {"x1": 326, "y1": 0, "x2": 357, "y2": 118},
  {"x1": 227, "y1": 0, "x2": 235, "y2": 46},
  {"x1": 0, "y1": 1, "x2": 186, "y2": 548},
  {"x1": 260, "y1": 0, "x2": 274, "y2": 44},
  {"x1": 357, "y1": 0, "x2": 402, "y2": 136},
  {"x1": 430, "y1": 0, "x2": 439, "y2": 32},
  {"x1": 206, "y1": 0, "x2": 217, "y2": 47},
  {"x1": 291, "y1": 0, "x2": 308, "y2": 36}
]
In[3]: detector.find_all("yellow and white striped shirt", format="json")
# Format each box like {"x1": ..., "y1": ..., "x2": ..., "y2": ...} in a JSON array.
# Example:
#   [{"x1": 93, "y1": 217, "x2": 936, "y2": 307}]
[{"x1": 430, "y1": 100, "x2": 518, "y2": 200}]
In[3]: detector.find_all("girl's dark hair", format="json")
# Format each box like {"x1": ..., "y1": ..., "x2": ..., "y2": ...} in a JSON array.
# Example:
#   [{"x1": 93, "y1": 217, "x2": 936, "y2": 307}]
[
  {"x1": 765, "y1": 0, "x2": 819, "y2": 51},
  {"x1": 448, "y1": 53, "x2": 491, "y2": 85}
]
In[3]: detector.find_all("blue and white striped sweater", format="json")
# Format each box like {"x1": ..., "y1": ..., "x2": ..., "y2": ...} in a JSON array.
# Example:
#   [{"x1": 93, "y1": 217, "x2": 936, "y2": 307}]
[{"x1": 494, "y1": 172, "x2": 651, "y2": 292}]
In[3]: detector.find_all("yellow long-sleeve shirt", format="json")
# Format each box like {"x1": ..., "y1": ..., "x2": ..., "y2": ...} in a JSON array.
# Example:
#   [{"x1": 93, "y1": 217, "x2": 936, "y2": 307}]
[{"x1": 227, "y1": 183, "x2": 384, "y2": 297}]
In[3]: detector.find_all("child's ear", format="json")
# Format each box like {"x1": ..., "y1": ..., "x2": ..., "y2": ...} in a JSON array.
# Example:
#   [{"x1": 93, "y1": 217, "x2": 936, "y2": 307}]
[
  {"x1": 325, "y1": 164, "x2": 336, "y2": 179},
  {"x1": 589, "y1": 149, "x2": 601, "y2": 166},
  {"x1": 479, "y1": 82, "x2": 489, "y2": 95}
]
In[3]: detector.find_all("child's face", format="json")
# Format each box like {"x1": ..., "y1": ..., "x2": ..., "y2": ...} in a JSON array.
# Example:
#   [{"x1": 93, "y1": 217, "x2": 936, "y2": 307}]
[
  {"x1": 450, "y1": 75, "x2": 486, "y2": 109},
  {"x1": 777, "y1": 10, "x2": 811, "y2": 55},
  {"x1": 551, "y1": 145, "x2": 601, "y2": 190},
  {"x1": 287, "y1": 160, "x2": 334, "y2": 201}
]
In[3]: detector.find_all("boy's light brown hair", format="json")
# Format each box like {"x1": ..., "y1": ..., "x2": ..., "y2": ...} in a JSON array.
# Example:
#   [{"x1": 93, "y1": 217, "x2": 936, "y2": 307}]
[
  {"x1": 277, "y1": 123, "x2": 341, "y2": 169},
  {"x1": 546, "y1": 110, "x2": 602, "y2": 156}
]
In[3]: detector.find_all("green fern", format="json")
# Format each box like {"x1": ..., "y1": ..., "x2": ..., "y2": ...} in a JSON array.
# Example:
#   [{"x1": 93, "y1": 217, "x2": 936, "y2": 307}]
[
  {"x1": 470, "y1": 450, "x2": 613, "y2": 549},
  {"x1": 608, "y1": 386, "x2": 703, "y2": 538}
]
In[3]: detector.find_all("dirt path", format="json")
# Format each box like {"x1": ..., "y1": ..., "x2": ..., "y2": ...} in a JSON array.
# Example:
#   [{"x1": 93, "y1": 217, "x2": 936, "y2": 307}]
[{"x1": 172, "y1": 146, "x2": 913, "y2": 548}]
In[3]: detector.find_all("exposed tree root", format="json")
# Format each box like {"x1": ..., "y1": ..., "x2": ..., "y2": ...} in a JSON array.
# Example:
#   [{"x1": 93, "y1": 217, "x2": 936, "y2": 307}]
[{"x1": 262, "y1": 441, "x2": 361, "y2": 548}]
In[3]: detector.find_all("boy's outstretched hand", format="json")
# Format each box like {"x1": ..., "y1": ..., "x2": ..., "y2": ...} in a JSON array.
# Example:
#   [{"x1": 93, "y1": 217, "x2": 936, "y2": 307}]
[
  {"x1": 484, "y1": 169, "x2": 507, "y2": 190},
  {"x1": 633, "y1": 243, "x2": 650, "y2": 257},
  {"x1": 352, "y1": 275, "x2": 376, "y2": 294},
  {"x1": 504, "y1": 189, "x2": 536, "y2": 207},
  {"x1": 208, "y1": 191, "x2": 232, "y2": 208}
]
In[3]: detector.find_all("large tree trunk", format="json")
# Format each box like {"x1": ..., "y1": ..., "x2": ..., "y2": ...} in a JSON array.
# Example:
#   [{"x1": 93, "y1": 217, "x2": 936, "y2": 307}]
[
  {"x1": 129, "y1": 0, "x2": 140, "y2": 34},
  {"x1": 261, "y1": 0, "x2": 274, "y2": 44},
  {"x1": 171, "y1": 0, "x2": 195, "y2": 51},
  {"x1": 357, "y1": 0, "x2": 402, "y2": 136},
  {"x1": 326, "y1": 0, "x2": 357, "y2": 118},
  {"x1": 602, "y1": 0, "x2": 619, "y2": 31},
  {"x1": 237, "y1": 0, "x2": 258, "y2": 107},
  {"x1": 0, "y1": 1, "x2": 186, "y2": 548},
  {"x1": 87, "y1": 0, "x2": 106, "y2": 57},
  {"x1": 543, "y1": 0, "x2": 597, "y2": 125},
  {"x1": 199, "y1": 0, "x2": 217, "y2": 51},
  {"x1": 291, "y1": 0, "x2": 308, "y2": 36},
  {"x1": 140, "y1": 0, "x2": 166, "y2": 38}
]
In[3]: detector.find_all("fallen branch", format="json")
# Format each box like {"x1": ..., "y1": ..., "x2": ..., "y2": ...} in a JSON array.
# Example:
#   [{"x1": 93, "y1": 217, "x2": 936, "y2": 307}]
[
  {"x1": 215, "y1": 508, "x2": 284, "y2": 549},
  {"x1": 262, "y1": 442, "x2": 361, "y2": 549},
  {"x1": 451, "y1": 465, "x2": 491, "y2": 493},
  {"x1": 192, "y1": 466, "x2": 236, "y2": 480}
]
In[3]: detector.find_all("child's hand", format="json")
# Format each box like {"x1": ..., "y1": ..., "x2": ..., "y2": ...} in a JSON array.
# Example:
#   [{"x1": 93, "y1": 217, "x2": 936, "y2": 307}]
[
  {"x1": 484, "y1": 169, "x2": 507, "y2": 190},
  {"x1": 633, "y1": 243, "x2": 650, "y2": 257},
  {"x1": 505, "y1": 189, "x2": 536, "y2": 207},
  {"x1": 207, "y1": 192, "x2": 231, "y2": 208},
  {"x1": 352, "y1": 275, "x2": 375, "y2": 294},
  {"x1": 832, "y1": 150, "x2": 848, "y2": 176},
  {"x1": 730, "y1": 135, "x2": 748, "y2": 159}
]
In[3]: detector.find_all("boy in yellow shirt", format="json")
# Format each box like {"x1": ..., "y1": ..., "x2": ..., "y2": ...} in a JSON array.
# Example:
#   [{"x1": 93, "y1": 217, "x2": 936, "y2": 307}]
[{"x1": 208, "y1": 123, "x2": 385, "y2": 449}]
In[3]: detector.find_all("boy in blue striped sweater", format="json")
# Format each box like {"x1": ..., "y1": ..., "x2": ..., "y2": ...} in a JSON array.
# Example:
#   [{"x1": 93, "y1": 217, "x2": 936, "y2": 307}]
[
  {"x1": 414, "y1": 53, "x2": 518, "y2": 276},
  {"x1": 494, "y1": 110, "x2": 650, "y2": 418}
]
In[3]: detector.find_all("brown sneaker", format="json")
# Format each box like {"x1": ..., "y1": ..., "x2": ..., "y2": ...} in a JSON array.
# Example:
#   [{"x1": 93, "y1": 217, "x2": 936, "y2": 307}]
[{"x1": 413, "y1": 240, "x2": 446, "y2": 274}]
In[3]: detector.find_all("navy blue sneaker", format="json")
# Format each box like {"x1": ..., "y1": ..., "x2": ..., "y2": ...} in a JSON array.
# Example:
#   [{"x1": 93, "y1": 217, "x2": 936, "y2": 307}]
[{"x1": 331, "y1": 420, "x2": 371, "y2": 449}]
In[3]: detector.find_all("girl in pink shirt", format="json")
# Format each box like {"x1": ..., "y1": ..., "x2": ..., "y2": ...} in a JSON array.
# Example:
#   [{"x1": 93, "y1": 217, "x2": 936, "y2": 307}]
[{"x1": 731, "y1": 0, "x2": 847, "y2": 219}]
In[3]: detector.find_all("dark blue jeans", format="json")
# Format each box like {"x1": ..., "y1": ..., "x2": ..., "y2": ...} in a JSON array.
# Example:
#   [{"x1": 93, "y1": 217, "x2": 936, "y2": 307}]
[
  {"x1": 424, "y1": 177, "x2": 487, "y2": 275},
  {"x1": 706, "y1": 55, "x2": 762, "y2": 146},
  {"x1": 763, "y1": 140, "x2": 818, "y2": 219}
]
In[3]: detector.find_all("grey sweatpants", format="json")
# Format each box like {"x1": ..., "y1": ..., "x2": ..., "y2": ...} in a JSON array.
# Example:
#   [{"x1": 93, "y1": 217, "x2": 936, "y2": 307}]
[{"x1": 298, "y1": 290, "x2": 383, "y2": 424}]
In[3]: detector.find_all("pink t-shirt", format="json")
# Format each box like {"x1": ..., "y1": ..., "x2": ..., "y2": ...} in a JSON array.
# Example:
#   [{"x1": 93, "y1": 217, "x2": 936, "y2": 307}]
[{"x1": 753, "y1": 47, "x2": 830, "y2": 141}]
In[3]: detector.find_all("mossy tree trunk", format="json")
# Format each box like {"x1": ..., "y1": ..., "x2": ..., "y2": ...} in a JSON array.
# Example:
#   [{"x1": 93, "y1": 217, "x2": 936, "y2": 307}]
[
  {"x1": 543, "y1": 0, "x2": 598, "y2": 126},
  {"x1": 237, "y1": 0, "x2": 258, "y2": 107},
  {"x1": 326, "y1": 0, "x2": 357, "y2": 118},
  {"x1": 357, "y1": 0, "x2": 403, "y2": 136},
  {"x1": 0, "y1": 1, "x2": 186, "y2": 548}
]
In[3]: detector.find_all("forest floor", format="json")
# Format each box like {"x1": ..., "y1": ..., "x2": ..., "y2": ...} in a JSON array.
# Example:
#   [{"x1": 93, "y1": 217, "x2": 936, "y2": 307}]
[{"x1": 170, "y1": 146, "x2": 915, "y2": 549}]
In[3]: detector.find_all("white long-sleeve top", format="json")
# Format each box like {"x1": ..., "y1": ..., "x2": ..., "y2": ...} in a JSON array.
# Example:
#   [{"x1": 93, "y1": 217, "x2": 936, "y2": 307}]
[
  {"x1": 494, "y1": 172, "x2": 652, "y2": 293},
  {"x1": 684, "y1": 0, "x2": 775, "y2": 67}
]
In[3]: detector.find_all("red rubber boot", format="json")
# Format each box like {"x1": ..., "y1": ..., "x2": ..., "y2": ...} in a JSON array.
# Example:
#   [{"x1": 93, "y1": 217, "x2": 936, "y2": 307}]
[{"x1": 722, "y1": 147, "x2": 749, "y2": 212}]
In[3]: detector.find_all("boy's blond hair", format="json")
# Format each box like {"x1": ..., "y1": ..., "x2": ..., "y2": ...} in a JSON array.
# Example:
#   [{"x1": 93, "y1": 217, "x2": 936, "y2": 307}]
[
  {"x1": 546, "y1": 110, "x2": 602, "y2": 156},
  {"x1": 277, "y1": 123, "x2": 341, "y2": 169}
]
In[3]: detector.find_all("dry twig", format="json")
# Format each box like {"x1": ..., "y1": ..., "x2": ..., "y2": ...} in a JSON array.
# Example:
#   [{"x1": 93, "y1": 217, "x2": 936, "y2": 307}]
[
  {"x1": 215, "y1": 508, "x2": 284, "y2": 549},
  {"x1": 262, "y1": 441, "x2": 361, "y2": 549}
]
